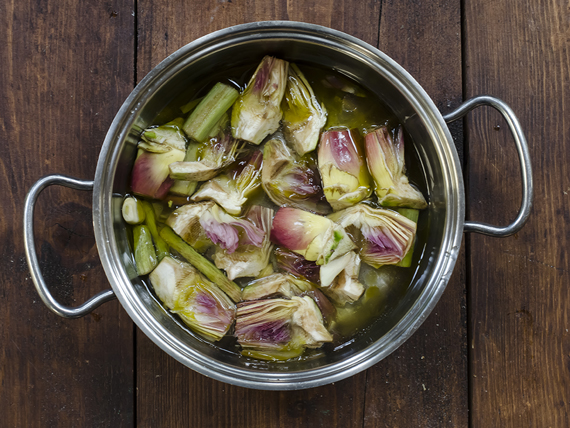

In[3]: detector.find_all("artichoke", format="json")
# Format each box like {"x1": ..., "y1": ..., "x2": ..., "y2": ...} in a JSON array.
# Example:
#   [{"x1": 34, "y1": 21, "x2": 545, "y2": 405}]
[
  {"x1": 319, "y1": 251, "x2": 364, "y2": 306},
  {"x1": 191, "y1": 150, "x2": 262, "y2": 215},
  {"x1": 212, "y1": 205, "x2": 274, "y2": 280},
  {"x1": 131, "y1": 119, "x2": 187, "y2": 199},
  {"x1": 166, "y1": 201, "x2": 215, "y2": 253},
  {"x1": 169, "y1": 129, "x2": 242, "y2": 182},
  {"x1": 318, "y1": 128, "x2": 372, "y2": 210},
  {"x1": 270, "y1": 207, "x2": 355, "y2": 265},
  {"x1": 241, "y1": 273, "x2": 315, "y2": 301},
  {"x1": 281, "y1": 64, "x2": 327, "y2": 156},
  {"x1": 149, "y1": 256, "x2": 236, "y2": 341},
  {"x1": 231, "y1": 56, "x2": 289, "y2": 145},
  {"x1": 262, "y1": 132, "x2": 331, "y2": 215},
  {"x1": 235, "y1": 295, "x2": 332, "y2": 360},
  {"x1": 365, "y1": 126, "x2": 428, "y2": 209},
  {"x1": 328, "y1": 204, "x2": 416, "y2": 268}
]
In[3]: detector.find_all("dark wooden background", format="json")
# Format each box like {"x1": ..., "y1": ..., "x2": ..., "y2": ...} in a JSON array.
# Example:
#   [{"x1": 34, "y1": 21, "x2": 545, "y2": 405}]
[{"x1": 1, "y1": 0, "x2": 568, "y2": 426}]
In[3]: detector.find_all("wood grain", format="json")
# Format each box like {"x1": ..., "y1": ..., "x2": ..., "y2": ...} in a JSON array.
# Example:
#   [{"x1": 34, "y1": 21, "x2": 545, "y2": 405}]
[
  {"x1": 0, "y1": 1, "x2": 135, "y2": 426},
  {"x1": 464, "y1": 0, "x2": 570, "y2": 426},
  {"x1": 361, "y1": 1, "x2": 468, "y2": 427}
]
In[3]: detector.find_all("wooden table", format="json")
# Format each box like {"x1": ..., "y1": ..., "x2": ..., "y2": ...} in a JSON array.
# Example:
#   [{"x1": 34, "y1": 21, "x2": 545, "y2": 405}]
[{"x1": 2, "y1": 0, "x2": 568, "y2": 426}]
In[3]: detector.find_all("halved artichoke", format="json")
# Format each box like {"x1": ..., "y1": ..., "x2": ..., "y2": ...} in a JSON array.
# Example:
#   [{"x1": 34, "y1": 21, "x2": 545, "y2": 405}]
[
  {"x1": 262, "y1": 132, "x2": 331, "y2": 215},
  {"x1": 199, "y1": 204, "x2": 265, "y2": 254},
  {"x1": 365, "y1": 126, "x2": 428, "y2": 209},
  {"x1": 212, "y1": 205, "x2": 274, "y2": 280},
  {"x1": 318, "y1": 128, "x2": 372, "y2": 210},
  {"x1": 235, "y1": 295, "x2": 332, "y2": 360},
  {"x1": 191, "y1": 150, "x2": 262, "y2": 215},
  {"x1": 271, "y1": 207, "x2": 355, "y2": 265},
  {"x1": 231, "y1": 56, "x2": 289, "y2": 145},
  {"x1": 281, "y1": 64, "x2": 327, "y2": 156},
  {"x1": 131, "y1": 119, "x2": 187, "y2": 199},
  {"x1": 149, "y1": 256, "x2": 236, "y2": 341},
  {"x1": 169, "y1": 130, "x2": 242, "y2": 182},
  {"x1": 241, "y1": 273, "x2": 315, "y2": 301},
  {"x1": 165, "y1": 201, "x2": 215, "y2": 253},
  {"x1": 328, "y1": 203, "x2": 416, "y2": 268}
]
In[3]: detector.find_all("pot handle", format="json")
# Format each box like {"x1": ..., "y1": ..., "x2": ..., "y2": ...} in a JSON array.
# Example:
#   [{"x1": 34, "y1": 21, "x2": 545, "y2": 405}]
[
  {"x1": 443, "y1": 96, "x2": 533, "y2": 237},
  {"x1": 23, "y1": 175, "x2": 116, "y2": 318}
]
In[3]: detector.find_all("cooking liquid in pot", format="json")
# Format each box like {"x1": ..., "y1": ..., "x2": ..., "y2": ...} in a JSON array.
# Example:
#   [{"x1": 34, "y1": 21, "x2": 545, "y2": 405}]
[{"x1": 129, "y1": 63, "x2": 429, "y2": 361}]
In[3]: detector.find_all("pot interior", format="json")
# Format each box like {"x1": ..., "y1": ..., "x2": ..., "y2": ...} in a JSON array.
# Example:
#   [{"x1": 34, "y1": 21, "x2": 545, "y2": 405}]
[{"x1": 103, "y1": 24, "x2": 462, "y2": 386}]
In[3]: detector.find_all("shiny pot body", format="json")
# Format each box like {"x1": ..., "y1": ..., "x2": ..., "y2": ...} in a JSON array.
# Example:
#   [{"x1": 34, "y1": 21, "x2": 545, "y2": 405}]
[{"x1": 24, "y1": 22, "x2": 532, "y2": 390}]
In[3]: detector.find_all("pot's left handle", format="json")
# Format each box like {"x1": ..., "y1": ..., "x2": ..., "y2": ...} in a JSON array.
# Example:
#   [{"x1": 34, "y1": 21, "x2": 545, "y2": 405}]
[{"x1": 24, "y1": 175, "x2": 116, "y2": 318}]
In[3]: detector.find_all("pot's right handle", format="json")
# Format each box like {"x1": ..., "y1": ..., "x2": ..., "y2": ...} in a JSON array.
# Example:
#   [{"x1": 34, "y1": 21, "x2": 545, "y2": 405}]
[
  {"x1": 443, "y1": 96, "x2": 533, "y2": 237},
  {"x1": 23, "y1": 174, "x2": 116, "y2": 318}
]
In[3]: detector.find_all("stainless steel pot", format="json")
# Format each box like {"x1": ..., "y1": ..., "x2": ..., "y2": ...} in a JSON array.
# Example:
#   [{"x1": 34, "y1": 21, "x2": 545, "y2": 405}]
[{"x1": 23, "y1": 21, "x2": 532, "y2": 390}]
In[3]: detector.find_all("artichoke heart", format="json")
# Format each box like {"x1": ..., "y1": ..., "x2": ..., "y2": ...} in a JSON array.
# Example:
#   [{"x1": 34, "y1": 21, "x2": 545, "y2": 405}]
[
  {"x1": 149, "y1": 256, "x2": 236, "y2": 341},
  {"x1": 191, "y1": 150, "x2": 262, "y2": 215},
  {"x1": 231, "y1": 56, "x2": 289, "y2": 145},
  {"x1": 271, "y1": 207, "x2": 355, "y2": 265},
  {"x1": 328, "y1": 204, "x2": 416, "y2": 268},
  {"x1": 262, "y1": 132, "x2": 331, "y2": 215},
  {"x1": 165, "y1": 201, "x2": 215, "y2": 253},
  {"x1": 365, "y1": 126, "x2": 428, "y2": 209},
  {"x1": 282, "y1": 64, "x2": 327, "y2": 156},
  {"x1": 169, "y1": 130, "x2": 242, "y2": 182},
  {"x1": 318, "y1": 128, "x2": 372, "y2": 210},
  {"x1": 242, "y1": 273, "x2": 316, "y2": 301},
  {"x1": 211, "y1": 205, "x2": 274, "y2": 280},
  {"x1": 235, "y1": 295, "x2": 332, "y2": 360}
]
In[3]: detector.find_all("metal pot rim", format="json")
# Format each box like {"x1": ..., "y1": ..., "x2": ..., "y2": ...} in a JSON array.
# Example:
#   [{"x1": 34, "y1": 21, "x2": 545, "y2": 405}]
[{"x1": 92, "y1": 21, "x2": 464, "y2": 390}]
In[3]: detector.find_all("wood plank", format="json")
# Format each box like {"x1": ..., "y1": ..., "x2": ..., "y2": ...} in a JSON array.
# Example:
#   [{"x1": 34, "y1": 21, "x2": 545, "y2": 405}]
[
  {"x1": 0, "y1": 1, "x2": 135, "y2": 426},
  {"x1": 361, "y1": 1, "x2": 468, "y2": 427},
  {"x1": 464, "y1": 0, "x2": 570, "y2": 426},
  {"x1": 136, "y1": 1, "x2": 380, "y2": 427}
]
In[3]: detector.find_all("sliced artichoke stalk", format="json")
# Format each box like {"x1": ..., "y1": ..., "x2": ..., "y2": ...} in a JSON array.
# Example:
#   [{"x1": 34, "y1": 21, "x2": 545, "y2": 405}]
[
  {"x1": 364, "y1": 126, "x2": 428, "y2": 209},
  {"x1": 274, "y1": 247, "x2": 320, "y2": 284},
  {"x1": 169, "y1": 131, "x2": 242, "y2": 182},
  {"x1": 133, "y1": 224, "x2": 158, "y2": 275},
  {"x1": 262, "y1": 132, "x2": 331, "y2": 215},
  {"x1": 165, "y1": 201, "x2": 215, "y2": 253},
  {"x1": 235, "y1": 295, "x2": 332, "y2": 360},
  {"x1": 270, "y1": 207, "x2": 356, "y2": 266},
  {"x1": 319, "y1": 251, "x2": 364, "y2": 306},
  {"x1": 318, "y1": 128, "x2": 372, "y2": 210},
  {"x1": 141, "y1": 200, "x2": 169, "y2": 261},
  {"x1": 231, "y1": 56, "x2": 289, "y2": 145},
  {"x1": 139, "y1": 118, "x2": 187, "y2": 153},
  {"x1": 122, "y1": 196, "x2": 146, "y2": 225},
  {"x1": 241, "y1": 273, "x2": 315, "y2": 301},
  {"x1": 183, "y1": 82, "x2": 239, "y2": 143},
  {"x1": 149, "y1": 256, "x2": 236, "y2": 341},
  {"x1": 191, "y1": 150, "x2": 263, "y2": 215},
  {"x1": 328, "y1": 203, "x2": 416, "y2": 268},
  {"x1": 199, "y1": 204, "x2": 266, "y2": 254},
  {"x1": 212, "y1": 205, "x2": 274, "y2": 280},
  {"x1": 281, "y1": 63, "x2": 327, "y2": 156}
]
